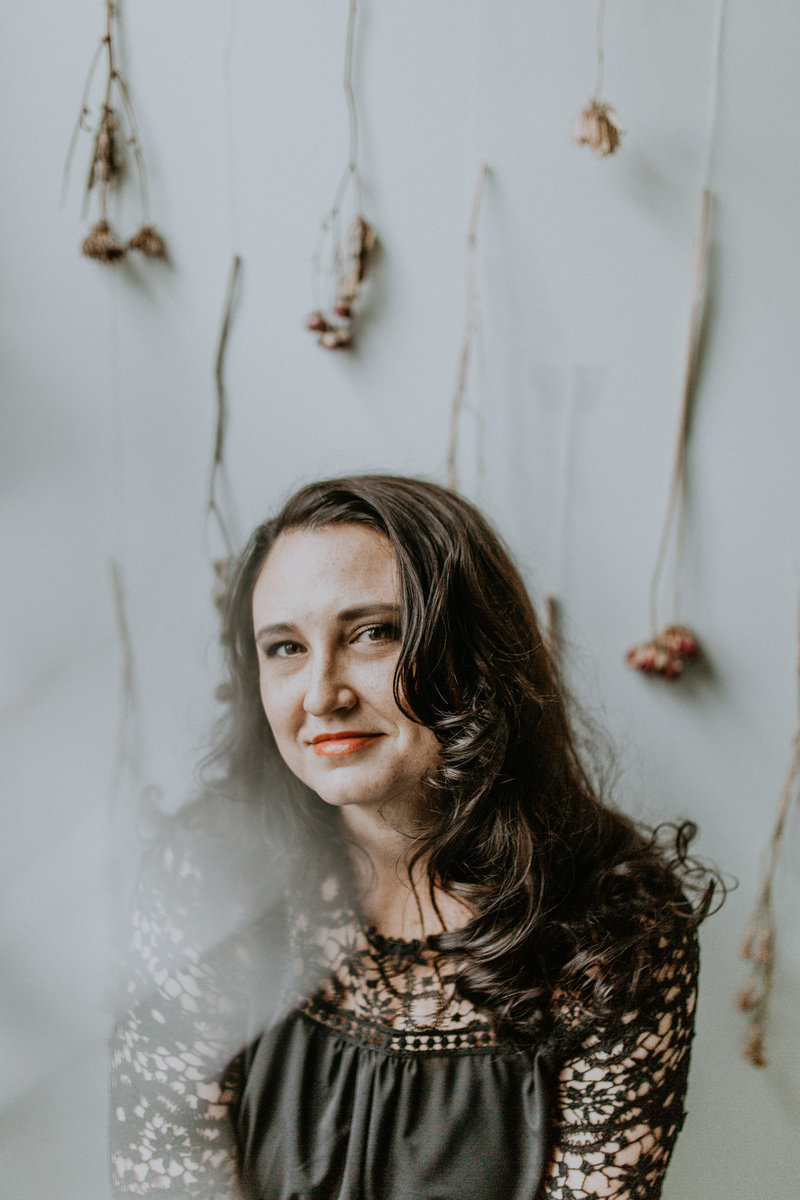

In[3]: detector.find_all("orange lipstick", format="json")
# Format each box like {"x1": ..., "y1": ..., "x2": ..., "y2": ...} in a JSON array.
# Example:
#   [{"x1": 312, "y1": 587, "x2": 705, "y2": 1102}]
[{"x1": 311, "y1": 732, "x2": 383, "y2": 757}]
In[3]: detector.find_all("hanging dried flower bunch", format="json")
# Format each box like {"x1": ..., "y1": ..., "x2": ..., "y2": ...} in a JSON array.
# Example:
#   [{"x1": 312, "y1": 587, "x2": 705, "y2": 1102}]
[
  {"x1": 64, "y1": 0, "x2": 166, "y2": 263},
  {"x1": 306, "y1": 0, "x2": 376, "y2": 349},
  {"x1": 736, "y1": 601, "x2": 800, "y2": 1068},
  {"x1": 626, "y1": 191, "x2": 711, "y2": 680},
  {"x1": 574, "y1": 0, "x2": 623, "y2": 157}
]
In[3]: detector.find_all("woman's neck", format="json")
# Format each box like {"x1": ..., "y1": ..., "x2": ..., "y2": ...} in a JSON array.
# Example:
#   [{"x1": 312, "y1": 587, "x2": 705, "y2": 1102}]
[{"x1": 336, "y1": 801, "x2": 472, "y2": 941}]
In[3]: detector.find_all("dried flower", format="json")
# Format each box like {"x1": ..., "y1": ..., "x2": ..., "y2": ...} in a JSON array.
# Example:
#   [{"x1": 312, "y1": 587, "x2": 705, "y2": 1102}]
[
  {"x1": 82, "y1": 219, "x2": 127, "y2": 262},
  {"x1": 626, "y1": 624, "x2": 701, "y2": 680},
  {"x1": 128, "y1": 225, "x2": 167, "y2": 259},
  {"x1": 306, "y1": 311, "x2": 331, "y2": 333},
  {"x1": 574, "y1": 100, "x2": 623, "y2": 157}
]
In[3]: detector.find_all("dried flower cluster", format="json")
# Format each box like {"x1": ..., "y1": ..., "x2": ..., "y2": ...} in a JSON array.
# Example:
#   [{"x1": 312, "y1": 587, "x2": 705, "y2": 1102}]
[
  {"x1": 66, "y1": 1, "x2": 166, "y2": 264},
  {"x1": 626, "y1": 624, "x2": 700, "y2": 680},
  {"x1": 573, "y1": 100, "x2": 623, "y2": 157},
  {"x1": 306, "y1": 216, "x2": 376, "y2": 349}
]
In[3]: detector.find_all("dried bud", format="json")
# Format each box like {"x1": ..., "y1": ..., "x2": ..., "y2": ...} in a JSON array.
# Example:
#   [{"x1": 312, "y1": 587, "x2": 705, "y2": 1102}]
[
  {"x1": 89, "y1": 106, "x2": 119, "y2": 189},
  {"x1": 128, "y1": 225, "x2": 167, "y2": 259},
  {"x1": 740, "y1": 923, "x2": 756, "y2": 961},
  {"x1": 215, "y1": 682, "x2": 233, "y2": 704},
  {"x1": 333, "y1": 299, "x2": 353, "y2": 320},
  {"x1": 349, "y1": 216, "x2": 376, "y2": 283},
  {"x1": 755, "y1": 927, "x2": 774, "y2": 967},
  {"x1": 735, "y1": 980, "x2": 759, "y2": 1013},
  {"x1": 82, "y1": 219, "x2": 127, "y2": 263},
  {"x1": 743, "y1": 1028, "x2": 767, "y2": 1068},
  {"x1": 319, "y1": 326, "x2": 352, "y2": 350},
  {"x1": 659, "y1": 625, "x2": 700, "y2": 662},
  {"x1": 306, "y1": 311, "x2": 330, "y2": 333},
  {"x1": 573, "y1": 100, "x2": 623, "y2": 158}
]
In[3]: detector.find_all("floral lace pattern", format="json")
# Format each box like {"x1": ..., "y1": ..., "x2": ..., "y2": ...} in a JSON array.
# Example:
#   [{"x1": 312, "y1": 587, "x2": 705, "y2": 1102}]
[{"x1": 111, "y1": 823, "x2": 698, "y2": 1199}]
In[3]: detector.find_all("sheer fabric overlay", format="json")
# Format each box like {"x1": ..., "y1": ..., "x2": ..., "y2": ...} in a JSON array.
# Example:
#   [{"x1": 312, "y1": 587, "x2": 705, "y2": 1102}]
[{"x1": 110, "y1": 810, "x2": 699, "y2": 1199}]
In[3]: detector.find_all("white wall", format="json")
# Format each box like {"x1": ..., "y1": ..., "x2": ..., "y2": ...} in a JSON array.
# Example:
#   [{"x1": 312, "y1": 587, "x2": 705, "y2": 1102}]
[{"x1": 2, "y1": 2, "x2": 799, "y2": 1196}]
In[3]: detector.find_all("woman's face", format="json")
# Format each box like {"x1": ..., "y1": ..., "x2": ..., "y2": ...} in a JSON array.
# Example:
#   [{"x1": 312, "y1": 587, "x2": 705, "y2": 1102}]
[{"x1": 251, "y1": 524, "x2": 440, "y2": 815}]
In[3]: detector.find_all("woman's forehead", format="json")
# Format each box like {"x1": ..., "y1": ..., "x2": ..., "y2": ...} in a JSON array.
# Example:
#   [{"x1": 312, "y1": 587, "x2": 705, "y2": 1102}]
[{"x1": 252, "y1": 525, "x2": 399, "y2": 617}]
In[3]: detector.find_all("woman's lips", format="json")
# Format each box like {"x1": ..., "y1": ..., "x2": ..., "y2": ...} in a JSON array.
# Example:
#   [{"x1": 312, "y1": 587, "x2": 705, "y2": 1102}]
[{"x1": 311, "y1": 733, "x2": 383, "y2": 757}]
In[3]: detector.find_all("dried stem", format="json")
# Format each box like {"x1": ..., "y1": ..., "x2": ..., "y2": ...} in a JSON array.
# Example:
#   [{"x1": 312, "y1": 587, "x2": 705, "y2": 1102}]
[
  {"x1": 649, "y1": 189, "x2": 711, "y2": 633},
  {"x1": 208, "y1": 255, "x2": 242, "y2": 565},
  {"x1": 737, "y1": 597, "x2": 800, "y2": 1066},
  {"x1": 109, "y1": 559, "x2": 143, "y2": 791},
  {"x1": 447, "y1": 162, "x2": 489, "y2": 491}
]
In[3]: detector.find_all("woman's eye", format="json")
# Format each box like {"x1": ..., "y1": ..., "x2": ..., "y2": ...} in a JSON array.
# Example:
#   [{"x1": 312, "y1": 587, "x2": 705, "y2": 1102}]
[
  {"x1": 265, "y1": 641, "x2": 303, "y2": 659},
  {"x1": 355, "y1": 623, "x2": 399, "y2": 644}
]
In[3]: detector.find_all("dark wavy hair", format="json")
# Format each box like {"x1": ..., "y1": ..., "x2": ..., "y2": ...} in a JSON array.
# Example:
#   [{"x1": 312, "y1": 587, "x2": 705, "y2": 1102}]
[{"x1": 211, "y1": 474, "x2": 717, "y2": 1040}]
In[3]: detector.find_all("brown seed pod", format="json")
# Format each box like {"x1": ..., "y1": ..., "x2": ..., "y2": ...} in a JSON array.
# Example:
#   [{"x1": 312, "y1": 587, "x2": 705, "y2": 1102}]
[
  {"x1": 82, "y1": 219, "x2": 127, "y2": 263},
  {"x1": 573, "y1": 100, "x2": 623, "y2": 157},
  {"x1": 128, "y1": 224, "x2": 167, "y2": 259}
]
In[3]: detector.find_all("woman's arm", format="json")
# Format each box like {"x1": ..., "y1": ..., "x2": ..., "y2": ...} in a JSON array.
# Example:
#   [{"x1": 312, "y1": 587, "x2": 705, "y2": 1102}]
[
  {"x1": 541, "y1": 921, "x2": 699, "y2": 1200},
  {"x1": 109, "y1": 808, "x2": 274, "y2": 1198}
]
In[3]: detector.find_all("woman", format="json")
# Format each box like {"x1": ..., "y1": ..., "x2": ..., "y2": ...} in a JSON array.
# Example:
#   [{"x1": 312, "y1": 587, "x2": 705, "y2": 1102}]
[{"x1": 111, "y1": 474, "x2": 715, "y2": 1200}]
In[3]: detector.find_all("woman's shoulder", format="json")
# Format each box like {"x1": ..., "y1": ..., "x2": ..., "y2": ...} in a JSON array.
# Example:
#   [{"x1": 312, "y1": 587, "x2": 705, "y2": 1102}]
[{"x1": 549, "y1": 907, "x2": 700, "y2": 1051}]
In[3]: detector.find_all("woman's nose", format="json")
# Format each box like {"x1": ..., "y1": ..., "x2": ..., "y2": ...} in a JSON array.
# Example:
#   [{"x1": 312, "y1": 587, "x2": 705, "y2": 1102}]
[{"x1": 302, "y1": 651, "x2": 357, "y2": 716}]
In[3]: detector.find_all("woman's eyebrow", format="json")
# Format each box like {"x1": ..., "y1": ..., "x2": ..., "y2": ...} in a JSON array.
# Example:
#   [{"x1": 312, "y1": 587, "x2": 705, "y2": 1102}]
[
  {"x1": 255, "y1": 604, "x2": 400, "y2": 641},
  {"x1": 335, "y1": 603, "x2": 401, "y2": 623}
]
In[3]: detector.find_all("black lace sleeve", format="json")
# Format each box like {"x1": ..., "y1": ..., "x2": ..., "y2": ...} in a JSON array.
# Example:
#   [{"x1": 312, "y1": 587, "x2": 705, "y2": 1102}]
[
  {"x1": 541, "y1": 920, "x2": 699, "y2": 1200},
  {"x1": 109, "y1": 803, "x2": 284, "y2": 1197}
]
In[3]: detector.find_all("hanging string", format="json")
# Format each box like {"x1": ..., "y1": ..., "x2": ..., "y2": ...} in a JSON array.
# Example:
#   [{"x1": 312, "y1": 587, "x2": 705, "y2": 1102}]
[
  {"x1": 206, "y1": 255, "x2": 242, "y2": 618},
  {"x1": 737, "y1": 598, "x2": 800, "y2": 1067},
  {"x1": 594, "y1": 0, "x2": 607, "y2": 100},
  {"x1": 447, "y1": 161, "x2": 489, "y2": 492},
  {"x1": 222, "y1": 0, "x2": 242, "y2": 251}
]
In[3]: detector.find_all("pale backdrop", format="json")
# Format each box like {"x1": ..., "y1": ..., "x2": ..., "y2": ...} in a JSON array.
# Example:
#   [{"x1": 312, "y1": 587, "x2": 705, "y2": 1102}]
[{"x1": 2, "y1": 1, "x2": 799, "y2": 1196}]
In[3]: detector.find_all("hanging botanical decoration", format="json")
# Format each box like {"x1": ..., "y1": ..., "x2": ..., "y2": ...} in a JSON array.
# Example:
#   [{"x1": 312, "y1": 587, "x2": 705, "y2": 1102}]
[
  {"x1": 207, "y1": 256, "x2": 242, "y2": 639},
  {"x1": 447, "y1": 162, "x2": 489, "y2": 492},
  {"x1": 573, "y1": 0, "x2": 623, "y2": 157},
  {"x1": 626, "y1": 189, "x2": 710, "y2": 681},
  {"x1": 306, "y1": 0, "x2": 376, "y2": 350},
  {"x1": 736, "y1": 602, "x2": 800, "y2": 1067},
  {"x1": 64, "y1": 0, "x2": 166, "y2": 263}
]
